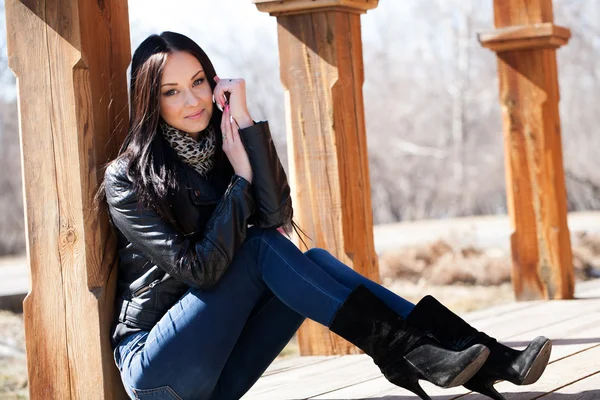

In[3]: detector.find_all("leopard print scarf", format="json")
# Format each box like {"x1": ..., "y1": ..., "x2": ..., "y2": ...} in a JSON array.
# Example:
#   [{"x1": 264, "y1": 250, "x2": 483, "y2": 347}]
[{"x1": 160, "y1": 120, "x2": 216, "y2": 178}]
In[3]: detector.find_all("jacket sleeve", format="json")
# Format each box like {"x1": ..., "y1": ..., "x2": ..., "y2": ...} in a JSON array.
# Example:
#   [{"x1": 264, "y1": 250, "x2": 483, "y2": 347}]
[
  {"x1": 239, "y1": 121, "x2": 293, "y2": 228},
  {"x1": 104, "y1": 162, "x2": 255, "y2": 290}
]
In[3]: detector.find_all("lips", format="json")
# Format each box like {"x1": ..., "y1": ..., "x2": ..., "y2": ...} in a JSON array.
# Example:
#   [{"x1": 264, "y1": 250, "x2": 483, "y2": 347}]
[{"x1": 186, "y1": 109, "x2": 204, "y2": 119}]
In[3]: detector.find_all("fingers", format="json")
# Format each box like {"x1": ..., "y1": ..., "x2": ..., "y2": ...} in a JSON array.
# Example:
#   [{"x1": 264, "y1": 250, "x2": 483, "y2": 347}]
[
  {"x1": 230, "y1": 112, "x2": 241, "y2": 143},
  {"x1": 213, "y1": 76, "x2": 244, "y2": 109},
  {"x1": 220, "y1": 105, "x2": 232, "y2": 143},
  {"x1": 213, "y1": 76, "x2": 227, "y2": 110}
]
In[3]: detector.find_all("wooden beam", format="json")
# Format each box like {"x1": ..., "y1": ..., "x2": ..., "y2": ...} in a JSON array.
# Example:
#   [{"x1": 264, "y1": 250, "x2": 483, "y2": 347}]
[
  {"x1": 479, "y1": 23, "x2": 571, "y2": 52},
  {"x1": 254, "y1": 0, "x2": 380, "y2": 355},
  {"x1": 254, "y1": 0, "x2": 377, "y2": 16},
  {"x1": 479, "y1": 0, "x2": 574, "y2": 300},
  {"x1": 5, "y1": 0, "x2": 130, "y2": 398}
]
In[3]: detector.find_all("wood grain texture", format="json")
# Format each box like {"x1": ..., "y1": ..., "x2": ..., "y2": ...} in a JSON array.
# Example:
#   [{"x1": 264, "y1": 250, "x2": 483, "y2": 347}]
[
  {"x1": 275, "y1": 9, "x2": 380, "y2": 356},
  {"x1": 494, "y1": 0, "x2": 554, "y2": 27},
  {"x1": 5, "y1": 0, "x2": 130, "y2": 398},
  {"x1": 479, "y1": 23, "x2": 571, "y2": 52},
  {"x1": 253, "y1": 0, "x2": 378, "y2": 16},
  {"x1": 486, "y1": 0, "x2": 574, "y2": 301}
]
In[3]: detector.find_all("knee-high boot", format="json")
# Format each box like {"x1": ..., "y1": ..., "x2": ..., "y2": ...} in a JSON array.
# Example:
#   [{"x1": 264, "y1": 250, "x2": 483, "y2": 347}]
[
  {"x1": 406, "y1": 295, "x2": 552, "y2": 400},
  {"x1": 329, "y1": 285, "x2": 490, "y2": 400}
]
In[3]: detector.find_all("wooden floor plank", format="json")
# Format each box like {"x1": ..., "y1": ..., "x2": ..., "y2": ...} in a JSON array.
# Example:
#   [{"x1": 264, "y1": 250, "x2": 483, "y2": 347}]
[
  {"x1": 459, "y1": 344, "x2": 600, "y2": 400},
  {"x1": 246, "y1": 291, "x2": 600, "y2": 400},
  {"x1": 462, "y1": 301, "x2": 538, "y2": 324},
  {"x1": 512, "y1": 310, "x2": 600, "y2": 362},
  {"x1": 465, "y1": 299, "x2": 600, "y2": 342},
  {"x1": 575, "y1": 280, "x2": 600, "y2": 299},
  {"x1": 536, "y1": 371, "x2": 600, "y2": 399},
  {"x1": 313, "y1": 310, "x2": 600, "y2": 400},
  {"x1": 263, "y1": 356, "x2": 337, "y2": 376},
  {"x1": 242, "y1": 355, "x2": 380, "y2": 399},
  {"x1": 311, "y1": 375, "x2": 471, "y2": 399}
]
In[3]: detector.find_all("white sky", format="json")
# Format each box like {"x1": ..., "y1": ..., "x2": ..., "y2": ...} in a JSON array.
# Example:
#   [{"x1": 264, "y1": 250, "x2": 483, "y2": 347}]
[
  {"x1": 0, "y1": 0, "x2": 495, "y2": 100},
  {"x1": 127, "y1": 0, "x2": 280, "y2": 75}
]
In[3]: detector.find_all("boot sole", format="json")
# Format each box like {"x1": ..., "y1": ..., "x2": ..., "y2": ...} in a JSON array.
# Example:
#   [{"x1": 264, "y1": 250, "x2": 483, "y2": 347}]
[
  {"x1": 447, "y1": 347, "x2": 490, "y2": 388},
  {"x1": 520, "y1": 338, "x2": 552, "y2": 385}
]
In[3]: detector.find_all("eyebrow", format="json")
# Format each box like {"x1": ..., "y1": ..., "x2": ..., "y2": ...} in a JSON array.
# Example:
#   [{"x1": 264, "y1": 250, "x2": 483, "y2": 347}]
[{"x1": 161, "y1": 69, "x2": 204, "y2": 87}]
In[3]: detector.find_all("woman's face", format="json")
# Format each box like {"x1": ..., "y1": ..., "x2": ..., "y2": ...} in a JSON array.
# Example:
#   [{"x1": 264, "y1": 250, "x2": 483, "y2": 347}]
[{"x1": 159, "y1": 51, "x2": 214, "y2": 138}]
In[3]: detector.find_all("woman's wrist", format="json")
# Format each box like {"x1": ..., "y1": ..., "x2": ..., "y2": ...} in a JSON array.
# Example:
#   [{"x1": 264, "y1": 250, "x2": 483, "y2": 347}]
[
  {"x1": 236, "y1": 172, "x2": 253, "y2": 184},
  {"x1": 234, "y1": 114, "x2": 254, "y2": 130}
]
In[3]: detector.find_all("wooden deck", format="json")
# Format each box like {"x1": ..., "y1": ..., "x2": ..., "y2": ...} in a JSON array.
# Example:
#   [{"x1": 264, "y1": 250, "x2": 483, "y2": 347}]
[{"x1": 243, "y1": 280, "x2": 600, "y2": 400}]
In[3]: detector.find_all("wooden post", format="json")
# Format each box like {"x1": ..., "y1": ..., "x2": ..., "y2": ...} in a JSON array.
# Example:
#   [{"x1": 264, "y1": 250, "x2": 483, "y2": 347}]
[
  {"x1": 479, "y1": 0, "x2": 575, "y2": 300},
  {"x1": 5, "y1": 0, "x2": 130, "y2": 398},
  {"x1": 253, "y1": 0, "x2": 380, "y2": 355}
]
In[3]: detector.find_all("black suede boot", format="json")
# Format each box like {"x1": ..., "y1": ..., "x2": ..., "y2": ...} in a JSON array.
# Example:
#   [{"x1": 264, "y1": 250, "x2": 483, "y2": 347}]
[
  {"x1": 406, "y1": 295, "x2": 552, "y2": 400},
  {"x1": 329, "y1": 285, "x2": 489, "y2": 400}
]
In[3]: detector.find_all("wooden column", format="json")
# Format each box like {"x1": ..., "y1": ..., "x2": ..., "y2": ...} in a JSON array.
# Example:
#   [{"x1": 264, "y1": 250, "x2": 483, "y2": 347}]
[
  {"x1": 5, "y1": 0, "x2": 130, "y2": 398},
  {"x1": 479, "y1": 1, "x2": 575, "y2": 300},
  {"x1": 254, "y1": 0, "x2": 380, "y2": 355}
]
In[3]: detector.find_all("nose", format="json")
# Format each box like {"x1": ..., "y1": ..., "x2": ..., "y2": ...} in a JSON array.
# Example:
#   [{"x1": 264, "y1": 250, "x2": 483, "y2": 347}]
[{"x1": 184, "y1": 89, "x2": 200, "y2": 107}]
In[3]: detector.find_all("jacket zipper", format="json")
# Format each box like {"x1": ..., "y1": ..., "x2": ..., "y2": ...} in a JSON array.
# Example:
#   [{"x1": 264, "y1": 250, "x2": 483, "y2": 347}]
[{"x1": 132, "y1": 279, "x2": 160, "y2": 297}]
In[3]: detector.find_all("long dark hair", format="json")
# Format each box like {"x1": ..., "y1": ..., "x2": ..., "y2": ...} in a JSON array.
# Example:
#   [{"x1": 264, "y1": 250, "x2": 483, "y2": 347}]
[
  {"x1": 96, "y1": 31, "x2": 310, "y2": 246},
  {"x1": 95, "y1": 32, "x2": 228, "y2": 225}
]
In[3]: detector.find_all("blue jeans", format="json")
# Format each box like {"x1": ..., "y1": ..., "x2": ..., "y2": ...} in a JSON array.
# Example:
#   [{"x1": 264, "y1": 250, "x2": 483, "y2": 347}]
[{"x1": 114, "y1": 227, "x2": 414, "y2": 400}]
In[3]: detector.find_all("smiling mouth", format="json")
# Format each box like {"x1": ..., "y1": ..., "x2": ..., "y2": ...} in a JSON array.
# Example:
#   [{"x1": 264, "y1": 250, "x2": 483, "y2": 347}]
[{"x1": 187, "y1": 110, "x2": 204, "y2": 118}]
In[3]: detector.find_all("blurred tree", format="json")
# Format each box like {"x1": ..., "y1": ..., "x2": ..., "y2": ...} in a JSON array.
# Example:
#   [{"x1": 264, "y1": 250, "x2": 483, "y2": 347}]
[{"x1": 0, "y1": 0, "x2": 599, "y2": 255}]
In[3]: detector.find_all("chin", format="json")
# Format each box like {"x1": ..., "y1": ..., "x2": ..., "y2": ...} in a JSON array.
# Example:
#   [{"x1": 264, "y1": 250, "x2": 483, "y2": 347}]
[{"x1": 182, "y1": 119, "x2": 210, "y2": 134}]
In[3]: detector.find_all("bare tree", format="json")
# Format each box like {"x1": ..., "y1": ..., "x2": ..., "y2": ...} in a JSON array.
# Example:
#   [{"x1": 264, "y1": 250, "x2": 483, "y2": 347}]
[{"x1": 0, "y1": 0, "x2": 599, "y2": 256}]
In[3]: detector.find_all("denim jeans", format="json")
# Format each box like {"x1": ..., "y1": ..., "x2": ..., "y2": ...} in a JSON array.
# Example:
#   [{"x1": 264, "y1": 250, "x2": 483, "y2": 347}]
[{"x1": 114, "y1": 227, "x2": 415, "y2": 400}]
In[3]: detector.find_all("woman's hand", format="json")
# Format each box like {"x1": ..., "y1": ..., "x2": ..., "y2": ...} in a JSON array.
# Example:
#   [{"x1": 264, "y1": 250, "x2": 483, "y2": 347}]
[
  {"x1": 221, "y1": 104, "x2": 253, "y2": 184},
  {"x1": 213, "y1": 76, "x2": 254, "y2": 129}
]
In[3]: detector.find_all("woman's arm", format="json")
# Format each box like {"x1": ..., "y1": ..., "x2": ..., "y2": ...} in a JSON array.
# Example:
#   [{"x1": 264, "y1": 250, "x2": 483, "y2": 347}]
[
  {"x1": 212, "y1": 77, "x2": 292, "y2": 228},
  {"x1": 105, "y1": 161, "x2": 255, "y2": 289},
  {"x1": 239, "y1": 121, "x2": 293, "y2": 228}
]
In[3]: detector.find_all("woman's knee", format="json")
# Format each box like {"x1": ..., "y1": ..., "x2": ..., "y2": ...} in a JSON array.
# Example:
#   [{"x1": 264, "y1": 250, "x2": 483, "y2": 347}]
[{"x1": 303, "y1": 247, "x2": 332, "y2": 262}]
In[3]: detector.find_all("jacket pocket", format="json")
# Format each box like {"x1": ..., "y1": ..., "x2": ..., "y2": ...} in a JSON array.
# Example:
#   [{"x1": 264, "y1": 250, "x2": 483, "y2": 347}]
[{"x1": 132, "y1": 279, "x2": 161, "y2": 297}]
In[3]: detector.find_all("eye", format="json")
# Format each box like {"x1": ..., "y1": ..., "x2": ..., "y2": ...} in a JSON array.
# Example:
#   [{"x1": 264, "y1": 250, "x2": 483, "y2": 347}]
[
  {"x1": 163, "y1": 89, "x2": 177, "y2": 96},
  {"x1": 192, "y1": 78, "x2": 204, "y2": 87}
]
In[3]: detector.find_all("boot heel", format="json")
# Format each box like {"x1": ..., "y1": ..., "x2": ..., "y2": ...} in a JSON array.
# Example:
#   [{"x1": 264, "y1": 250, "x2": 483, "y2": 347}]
[
  {"x1": 385, "y1": 372, "x2": 432, "y2": 400},
  {"x1": 399, "y1": 380, "x2": 432, "y2": 400},
  {"x1": 465, "y1": 379, "x2": 506, "y2": 400}
]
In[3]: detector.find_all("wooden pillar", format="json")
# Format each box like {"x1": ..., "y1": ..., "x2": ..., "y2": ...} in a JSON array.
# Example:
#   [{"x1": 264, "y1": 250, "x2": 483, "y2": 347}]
[
  {"x1": 254, "y1": 0, "x2": 380, "y2": 355},
  {"x1": 479, "y1": 1, "x2": 575, "y2": 300},
  {"x1": 5, "y1": 0, "x2": 130, "y2": 398}
]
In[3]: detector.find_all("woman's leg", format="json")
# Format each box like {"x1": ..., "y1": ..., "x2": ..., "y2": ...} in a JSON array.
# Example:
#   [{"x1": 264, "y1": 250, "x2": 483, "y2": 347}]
[
  {"x1": 211, "y1": 289, "x2": 305, "y2": 400},
  {"x1": 118, "y1": 253, "x2": 272, "y2": 398},
  {"x1": 241, "y1": 228, "x2": 355, "y2": 326},
  {"x1": 119, "y1": 227, "x2": 487, "y2": 400},
  {"x1": 211, "y1": 242, "x2": 416, "y2": 399},
  {"x1": 303, "y1": 248, "x2": 415, "y2": 318},
  {"x1": 118, "y1": 227, "x2": 353, "y2": 399},
  {"x1": 209, "y1": 229, "x2": 487, "y2": 399}
]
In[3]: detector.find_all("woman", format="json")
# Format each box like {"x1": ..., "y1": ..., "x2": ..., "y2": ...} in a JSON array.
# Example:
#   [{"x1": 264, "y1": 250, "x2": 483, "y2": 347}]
[{"x1": 99, "y1": 31, "x2": 551, "y2": 400}]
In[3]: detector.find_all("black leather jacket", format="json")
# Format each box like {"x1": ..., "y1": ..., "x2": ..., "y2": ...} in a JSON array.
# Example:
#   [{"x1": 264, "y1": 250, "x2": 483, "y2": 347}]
[{"x1": 104, "y1": 121, "x2": 292, "y2": 347}]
